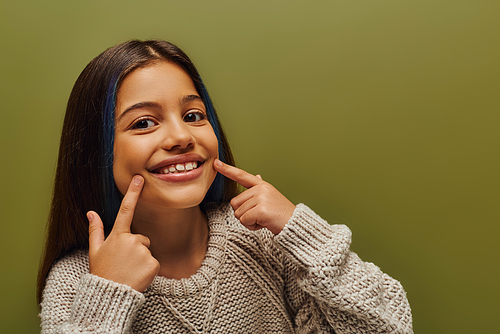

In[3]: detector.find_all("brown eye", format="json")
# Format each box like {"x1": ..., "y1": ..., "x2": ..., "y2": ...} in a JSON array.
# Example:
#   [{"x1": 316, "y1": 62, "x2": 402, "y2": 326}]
[
  {"x1": 132, "y1": 119, "x2": 155, "y2": 129},
  {"x1": 184, "y1": 112, "x2": 205, "y2": 123}
]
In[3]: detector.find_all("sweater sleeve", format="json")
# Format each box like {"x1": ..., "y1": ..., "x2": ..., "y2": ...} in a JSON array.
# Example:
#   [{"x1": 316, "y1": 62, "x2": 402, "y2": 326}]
[
  {"x1": 40, "y1": 251, "x2": 145, "y2": 334},
  {"x1": 274, "y1": 204, "x2": 413, "y2": 334}
]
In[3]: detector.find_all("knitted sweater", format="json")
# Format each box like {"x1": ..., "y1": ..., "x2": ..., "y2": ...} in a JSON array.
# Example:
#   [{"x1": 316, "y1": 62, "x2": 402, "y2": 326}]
[{"x1": 40, "y1": 203, "x2": 413, "y2": 333}]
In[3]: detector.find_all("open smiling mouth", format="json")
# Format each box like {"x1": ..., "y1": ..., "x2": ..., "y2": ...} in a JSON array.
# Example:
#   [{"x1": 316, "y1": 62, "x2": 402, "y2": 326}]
[{"x1": 152, "y1": 161, "x2": 203, "y2": 174}]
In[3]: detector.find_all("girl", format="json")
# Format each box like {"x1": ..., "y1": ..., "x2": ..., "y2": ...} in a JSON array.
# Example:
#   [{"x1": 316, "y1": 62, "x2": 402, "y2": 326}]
[{"x1": 38, "y1": 40, "x2": 413, "y2": 333}]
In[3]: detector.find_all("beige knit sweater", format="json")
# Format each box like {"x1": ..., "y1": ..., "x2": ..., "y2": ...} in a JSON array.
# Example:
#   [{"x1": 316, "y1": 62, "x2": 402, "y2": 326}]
[{"x1": 40, "y1": 203, "x2": 413, "y2": 333}]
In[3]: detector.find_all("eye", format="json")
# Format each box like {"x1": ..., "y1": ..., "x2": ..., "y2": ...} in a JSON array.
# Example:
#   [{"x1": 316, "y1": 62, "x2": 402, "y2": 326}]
[
  {"x1": 183, "y1": 111, "x2": 206, "y2": 123},
  {"x1": 131, "y1": 118, "x2": 156, "y2": 129}
]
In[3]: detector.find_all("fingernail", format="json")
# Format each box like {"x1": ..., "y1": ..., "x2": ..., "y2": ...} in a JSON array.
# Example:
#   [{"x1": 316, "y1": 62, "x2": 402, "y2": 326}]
[
  {"x1": 215, "y1": 159, "x2": 222, "y2": 168},
  {"x1": 87, "y1": 212, "x2": 94, "y2": 221},
  {"x1": 133, "y1": 176, "x2": 143, "y2": 185}
]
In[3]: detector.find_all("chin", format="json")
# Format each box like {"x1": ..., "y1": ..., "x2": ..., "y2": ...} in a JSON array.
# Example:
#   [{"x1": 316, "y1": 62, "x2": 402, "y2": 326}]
[{"x1": 140, "y1": 191, "x2": 207, "y2": 211}]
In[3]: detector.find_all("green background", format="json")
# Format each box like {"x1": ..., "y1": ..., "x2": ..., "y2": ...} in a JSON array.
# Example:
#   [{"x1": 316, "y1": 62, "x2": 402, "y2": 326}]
[{"x1": 1, "y1": 1, "x2": 498, "y2": 333}]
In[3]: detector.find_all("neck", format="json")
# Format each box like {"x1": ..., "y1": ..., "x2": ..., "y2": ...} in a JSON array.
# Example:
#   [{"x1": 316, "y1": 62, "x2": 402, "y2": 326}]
[{"x1": 131, "y1": 204, "x2": 209, "y2": 279}]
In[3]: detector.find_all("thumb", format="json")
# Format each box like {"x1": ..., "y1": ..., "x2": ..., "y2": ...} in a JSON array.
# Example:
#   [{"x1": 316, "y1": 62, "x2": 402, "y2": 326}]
[{"x1": 87, "y1": 211, "x2": 105, "y2": 255}]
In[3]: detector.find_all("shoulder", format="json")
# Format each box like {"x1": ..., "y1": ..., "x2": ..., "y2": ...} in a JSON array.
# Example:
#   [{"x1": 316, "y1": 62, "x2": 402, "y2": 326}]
[
  {"x1": 42, "y1": 250, "x2": 89, "y2": 301},
  {"x1": 40, "y1": 250, "x2": 89, "y2": 328},
  {"x1": 48, "y1": 250, "x2": 89, "y2": 279}
]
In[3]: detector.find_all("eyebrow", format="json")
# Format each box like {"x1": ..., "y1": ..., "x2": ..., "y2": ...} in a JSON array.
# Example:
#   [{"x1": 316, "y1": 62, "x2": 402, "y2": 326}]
[
  {"x1": 116, "y1": 101, "x2": 161, "y2": 122},
  {"x1": 116, "y1": 95, "x2": 203, "y2": 122},
  {"x1": 181, "y1": 94, "x2": 204, "y2": 105}
]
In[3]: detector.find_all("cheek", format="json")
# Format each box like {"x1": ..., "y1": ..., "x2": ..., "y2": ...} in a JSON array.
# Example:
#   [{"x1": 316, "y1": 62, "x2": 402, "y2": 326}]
[
  {"x1": 199, "y1": 127, "x2": 219, "y2": 182},
  {"x1": 112, "y1": 138, "x2": 144, "y2": 196},
  {"x1": 205, "y1": 128, "x2": 219, "y2": 158},
  {"x1": 112, "y1": 155, "x2": 131, "y2": 196},
  {"x1": 209, "y1": 131, "x2": 220, "y2": 180}
]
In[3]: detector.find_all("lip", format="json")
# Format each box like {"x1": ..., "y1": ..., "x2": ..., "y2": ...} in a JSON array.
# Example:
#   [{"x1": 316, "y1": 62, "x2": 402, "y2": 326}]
[
  {"x1": 148, "y1": 153, "x2": 205, "y2": 173},
  {"x1": 151, "y1": 162, "x2": 205, "y2": 183}
]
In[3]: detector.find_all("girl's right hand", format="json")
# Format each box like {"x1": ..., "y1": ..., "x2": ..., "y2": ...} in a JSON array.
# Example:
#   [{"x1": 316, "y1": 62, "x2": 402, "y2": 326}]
[{"x1": 87, "y1": 175, "x2": 160, "y2": 292}]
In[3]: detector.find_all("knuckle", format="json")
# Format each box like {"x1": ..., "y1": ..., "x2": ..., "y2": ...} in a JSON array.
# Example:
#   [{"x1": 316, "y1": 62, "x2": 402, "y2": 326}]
[
  {"x1": 230, "y1": 198, "x2": 239, "y2": 210},
  {"x1": 146, "y1": 257, "x2": 160, "y2": 272},
  {"x1": 239, "y1": 214, "x2": 251, "y2": 226},
  {"x1": 125, "y1": 235, "x2": 139, "y2": 247},
  {"x1": 132, "y1": 234, "x2": 145, "y2": 245},
  {"x1": 138, "y1": 247, "x2": 152, "y2": 260},
  {"x1": 88, "y1": 223, "x2": 101, "y2": 234},
  {"x1": 120, "y1": 202, "x2": 133, "y2": 214},
  {"x1": 140, "y1": 246, "x2": 150, "y2": 256},
  {"x1": 151, "y1": 258, "x2": 160, "y2": 270},
  {"x1": 261, "y1": 183, "x2": 273, "y2": 192}
]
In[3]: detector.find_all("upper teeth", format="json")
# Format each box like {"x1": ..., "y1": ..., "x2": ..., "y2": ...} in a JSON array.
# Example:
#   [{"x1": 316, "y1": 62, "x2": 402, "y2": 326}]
[{"x1": 161, "y1": 162, "x2": 198, "y2": 174}]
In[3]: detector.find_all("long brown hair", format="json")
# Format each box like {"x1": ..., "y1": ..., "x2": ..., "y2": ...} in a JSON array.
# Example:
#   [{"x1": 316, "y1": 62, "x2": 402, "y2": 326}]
[{"x1": 37, "y1": 40, "x2": 238, "y2": 305}]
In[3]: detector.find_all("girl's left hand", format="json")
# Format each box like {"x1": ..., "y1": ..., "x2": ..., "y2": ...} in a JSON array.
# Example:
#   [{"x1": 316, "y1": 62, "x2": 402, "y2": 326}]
[{"x1": 214, "y1": 159, "x2": 296, "y2": 235}]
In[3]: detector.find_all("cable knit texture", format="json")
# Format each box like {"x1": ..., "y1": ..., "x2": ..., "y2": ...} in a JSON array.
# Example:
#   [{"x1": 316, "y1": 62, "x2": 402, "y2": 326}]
[{"x1": 40, "y1": 203, "x2": 413, "y2": 333}]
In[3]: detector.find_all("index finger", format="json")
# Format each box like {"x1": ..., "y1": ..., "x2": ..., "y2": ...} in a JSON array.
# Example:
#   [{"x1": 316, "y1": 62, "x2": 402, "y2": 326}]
[
  {"x1": 112, "y1": 175, "x2": 144, "y2": 234},
  {"x1": 214, "y1": 159, "x2": 263, "y2": 189}
]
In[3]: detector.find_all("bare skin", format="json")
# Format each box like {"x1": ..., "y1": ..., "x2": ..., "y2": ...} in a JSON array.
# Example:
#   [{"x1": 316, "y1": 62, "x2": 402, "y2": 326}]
[
  {"x1": 87, "y1": 162, "x2": 296, "y2": 292},
  {"x1": 213, "y1": 159, "x2": 296, "y2": 236},
  {"x1": 87, "y1": 176, "x2": 160, "y2": 292},
  {"x1": 86, "y1": 62, "x2": 295, "y2": 292},
  {"x1": 131, "y1": 204, "x2": 209, "y2": 280},
  {"x1": 88, "y1": 175, "x2": 210, "y2": 290}
]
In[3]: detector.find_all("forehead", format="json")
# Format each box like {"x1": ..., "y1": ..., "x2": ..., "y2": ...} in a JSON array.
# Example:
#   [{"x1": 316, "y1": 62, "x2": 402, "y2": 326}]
[{"x1": 116, "y1": 61, "x2": 198, "y2": 111}]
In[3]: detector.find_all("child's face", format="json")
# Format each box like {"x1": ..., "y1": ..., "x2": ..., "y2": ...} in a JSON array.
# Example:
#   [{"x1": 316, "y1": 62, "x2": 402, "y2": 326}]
[{"x1": 113, "y1": 61, "x2": 218, "y2": 210}]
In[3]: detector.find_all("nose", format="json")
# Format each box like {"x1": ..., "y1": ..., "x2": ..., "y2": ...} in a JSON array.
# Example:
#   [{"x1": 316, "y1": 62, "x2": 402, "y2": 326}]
[{"x1": 161, "y1": 120, "x2": 195, "y2": 151}]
